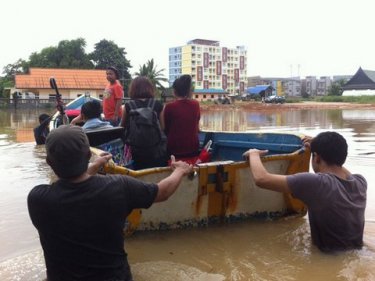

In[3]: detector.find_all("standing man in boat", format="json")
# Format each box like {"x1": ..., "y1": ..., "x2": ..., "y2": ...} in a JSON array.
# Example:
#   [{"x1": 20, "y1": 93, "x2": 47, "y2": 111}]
[
  {"x1": 27, "y1": 125, "x2": 193, "y2": 281},
  {"x1": 103, "y1": 66, "x2": 123, "y2": 126},
  {"x1": 243, "y1": 131, "x2": 367, "y2": 253}
]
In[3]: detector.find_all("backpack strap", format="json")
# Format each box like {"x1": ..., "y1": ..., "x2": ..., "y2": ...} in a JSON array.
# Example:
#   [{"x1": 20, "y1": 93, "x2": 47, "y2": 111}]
[
  {"x1": 128, "y1": 100, "x2": 137, "y2": 110},
  {"x1": 147, "y1": 98, "x2": 156, "y2": 110}
]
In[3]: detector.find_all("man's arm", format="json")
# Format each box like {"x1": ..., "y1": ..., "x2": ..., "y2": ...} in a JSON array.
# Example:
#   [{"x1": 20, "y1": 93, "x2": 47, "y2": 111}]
[
  {"x1": 154, "y1": 156, "x2": 193, "y2": 202},
  {"x1": 87, "y1": 153, "x2": 112, "y2": 176},
  {"x1": 113, "y1": 99, "x2": 122, "y2": 121},
  {"x1": 243, "y1": 149, "x2": 291, "y2": 193},
  {"x1": 70, "y1": 114, "x2": 83, "y2": 125}
]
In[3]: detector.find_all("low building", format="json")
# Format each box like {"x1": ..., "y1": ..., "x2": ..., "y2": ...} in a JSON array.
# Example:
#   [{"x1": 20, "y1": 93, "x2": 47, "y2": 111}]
[
  {"x1": 245, "y1": 85, "x2": 274, "y2": 100},
  {"x1": 192, "y1": 88, "x2": 228, "y2": 102},
  {"x1": 14, "y1": 68, "x2": 108, "y2": 100},
  {"x1": 342, "y1": 67, "x2": 375, "y2": 96}
]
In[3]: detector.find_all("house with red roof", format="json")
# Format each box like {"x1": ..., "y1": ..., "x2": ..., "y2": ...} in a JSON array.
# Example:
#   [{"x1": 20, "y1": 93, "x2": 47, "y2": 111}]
[{"x1": 14, "y1": 68, "x2": 108, "y2": 99}]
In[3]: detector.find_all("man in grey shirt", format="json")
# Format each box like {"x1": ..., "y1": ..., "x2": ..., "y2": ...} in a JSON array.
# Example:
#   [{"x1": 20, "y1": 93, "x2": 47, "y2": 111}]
[{"x1": 243, "y1": 131, "x2": 367, "y2": 252}]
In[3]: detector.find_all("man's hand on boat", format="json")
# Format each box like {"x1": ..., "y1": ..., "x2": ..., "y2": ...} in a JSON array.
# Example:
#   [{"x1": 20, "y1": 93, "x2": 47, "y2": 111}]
[
  {"x1": 88, "y1": 152, "x2": 112, "y2": 176},
  {"x1": 243, "y1": 149, "x2": 268, "y2": 160},
  {"x1": 169, "y1": 155, "x2": 194, "y2": 176},
  {"x1": 154, "y1": 156, "x2": 194, "y2": 202},
  {"x1": 302, "y1": 135, "x2": 313, "y2": 149}
]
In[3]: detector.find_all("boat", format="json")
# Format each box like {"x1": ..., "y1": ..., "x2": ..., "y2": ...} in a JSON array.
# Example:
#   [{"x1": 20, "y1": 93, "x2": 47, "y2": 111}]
[
  {"x1": 86, "y1": 128, "x2": 310, "y2": 236},
  {"x1": 49, "y1": 95, "x2": 311, "y2": 235}
]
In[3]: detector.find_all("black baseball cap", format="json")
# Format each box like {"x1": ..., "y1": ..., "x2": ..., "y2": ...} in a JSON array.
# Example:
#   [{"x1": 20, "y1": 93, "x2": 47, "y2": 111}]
[{"x1": 46, "y1": 125, "x2": 91, "y2": 179}]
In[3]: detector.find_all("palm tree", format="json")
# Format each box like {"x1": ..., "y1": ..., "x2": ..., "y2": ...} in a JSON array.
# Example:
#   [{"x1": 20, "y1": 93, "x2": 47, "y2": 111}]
[{"x1": 135, "y1": 59, "x2": 168, "y2": 97}]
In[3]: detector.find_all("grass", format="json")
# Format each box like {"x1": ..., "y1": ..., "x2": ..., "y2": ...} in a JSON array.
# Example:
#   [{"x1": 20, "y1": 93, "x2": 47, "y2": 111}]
[{"x1": 285, "y1": 96, "x2": 375, "y2": 104}]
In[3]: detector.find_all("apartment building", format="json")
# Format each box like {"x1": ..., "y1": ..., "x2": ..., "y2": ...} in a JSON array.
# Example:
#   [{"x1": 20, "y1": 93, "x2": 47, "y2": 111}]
[
  {"x1": 248, "y1": 76, "x2": 301, "y2": 97},
  {"x1": 317, "y1": 76, "x2": 332, "y2": 96},
  {"x1": 169, "y1": 39, "x2": 247, "y2": 99},
  {"x1": 305, "y1": 76, "x2": 318, "y2": 96}
]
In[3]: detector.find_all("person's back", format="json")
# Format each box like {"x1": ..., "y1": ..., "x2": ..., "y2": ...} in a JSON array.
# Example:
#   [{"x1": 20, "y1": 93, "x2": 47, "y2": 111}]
[
  {"x1": 28, "y1": 125, "x2": 192, "y2": 280},
  {"x1": 121, "y1": 76, "x2": 167, "y2": 170},
  {"x1": 244, "y1": 131, "x2": 367, "y2": 253},
  {"x1": 162, "y1": 75, "x2": 200, "y2": 158},
  {"x1": 287, "y1": 172, "x2": 366, "y2": 252},
  {"x1": 29, "y1": 174, "x2": 154, "y2": 281},
  {"x1": 80, "y1": 100, "x2": 113, "y2": 131}
]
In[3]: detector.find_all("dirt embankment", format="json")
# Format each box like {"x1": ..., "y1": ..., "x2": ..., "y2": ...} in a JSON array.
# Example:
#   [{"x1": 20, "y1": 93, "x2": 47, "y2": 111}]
[{"x1": 200, "y1": 101, "x2": 375, "y2": 111}]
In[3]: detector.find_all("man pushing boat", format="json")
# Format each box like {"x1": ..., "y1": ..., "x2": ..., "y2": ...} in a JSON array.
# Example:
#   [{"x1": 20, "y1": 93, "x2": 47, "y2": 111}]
[{"x1": 27, "y1": 125, "x2": 193, "y2": 281}]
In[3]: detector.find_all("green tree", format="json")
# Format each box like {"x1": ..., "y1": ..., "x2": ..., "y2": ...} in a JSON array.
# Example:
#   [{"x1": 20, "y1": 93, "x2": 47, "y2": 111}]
[
  {"x1": 2, "y1": 58, "x2": 27, "y2": 80},
  {"x1": 27, "y1": 38, "x2": 92, "y2": 69},
  {"x1": 135, "y1": 59, "x2": 168, "y2": 97},
  {"x1": 89, "y1": 39, "x2": 132, "y2": 86},
  {"x1": 0, "y1": 77, "x2": 14, "y2": 98},
  {"x1": 0, "y1": 59, "x2": 27, "y2": 97},
  {"x1": 56, "y1": 38, "x2": 93, "y2": 68},
  {"x1": 327, "y1": 79, "x2": 346, "y2": 96}
]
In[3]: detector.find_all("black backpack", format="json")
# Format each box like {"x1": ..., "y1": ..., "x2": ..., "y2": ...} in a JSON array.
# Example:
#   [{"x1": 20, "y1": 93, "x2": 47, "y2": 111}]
[{"x1": 125, "y1": 99, "x2": 167, "y2": 167}]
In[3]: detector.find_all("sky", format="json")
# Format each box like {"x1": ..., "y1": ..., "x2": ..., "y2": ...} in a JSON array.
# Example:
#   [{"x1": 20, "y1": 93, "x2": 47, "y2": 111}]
[{"x1": 1, "y1": 0, "x2": 374, "y2": 79}]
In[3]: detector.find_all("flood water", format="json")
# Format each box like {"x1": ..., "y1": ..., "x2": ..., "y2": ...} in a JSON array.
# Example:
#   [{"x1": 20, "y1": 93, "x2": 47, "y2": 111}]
[{"x1": 0, "y1": 106, "x2": 374, "y2": 281}]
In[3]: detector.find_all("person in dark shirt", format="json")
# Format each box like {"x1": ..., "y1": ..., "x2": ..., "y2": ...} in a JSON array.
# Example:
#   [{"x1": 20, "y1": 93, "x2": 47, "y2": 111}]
[
  {"x1": 33, "y1": 113, "x2": 51, "y2": 145},
  {"x1": 27, "y1": 125, "x2": 192, "y2": 281},
  {"x1": 243, "y1": 131, "x2": 367, "y2": 252}
]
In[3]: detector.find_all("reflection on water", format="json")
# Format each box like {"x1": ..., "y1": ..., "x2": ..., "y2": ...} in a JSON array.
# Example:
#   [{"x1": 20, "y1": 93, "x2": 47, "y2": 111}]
[
  {"x1": 1, "y1": 108, "x2": 375, "y2": 280},
  {"x1": 201, "y1": 108, "x2": 375, "y2": 133}
]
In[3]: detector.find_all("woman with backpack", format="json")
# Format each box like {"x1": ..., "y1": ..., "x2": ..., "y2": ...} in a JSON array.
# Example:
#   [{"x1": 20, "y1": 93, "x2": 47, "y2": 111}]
[
  {"x1": 160, "y1": 75, "x2": 201, "y2": 163},
  {"x1": 121, "y1": 76, "x2": 167, "y2": 170}
]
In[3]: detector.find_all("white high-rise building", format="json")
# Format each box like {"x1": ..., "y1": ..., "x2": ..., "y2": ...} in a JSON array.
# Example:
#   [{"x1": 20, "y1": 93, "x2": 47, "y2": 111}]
[{"x1": 169, "y1": 39, "x2": 247, "y2": 98}]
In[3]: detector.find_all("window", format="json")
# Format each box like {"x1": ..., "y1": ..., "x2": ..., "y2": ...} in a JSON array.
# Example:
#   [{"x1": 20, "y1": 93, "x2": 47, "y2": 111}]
[
  {"x1": 203, "y1": 95, "x2": 206, "y2": 98},
  {"x1": 48, "y1": 94, "x2": 56, "y2": 100}
]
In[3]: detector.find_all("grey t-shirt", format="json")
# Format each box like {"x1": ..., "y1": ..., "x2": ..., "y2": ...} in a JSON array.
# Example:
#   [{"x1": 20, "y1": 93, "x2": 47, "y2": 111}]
[{"x1": 287, "y1": 172, "x2": 367, "y2": 252}]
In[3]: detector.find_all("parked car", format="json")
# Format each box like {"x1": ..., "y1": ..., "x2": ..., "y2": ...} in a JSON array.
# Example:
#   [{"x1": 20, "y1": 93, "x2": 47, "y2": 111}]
[{"x1": 265, "y1": 95, "x2": 285, "y2": 104}]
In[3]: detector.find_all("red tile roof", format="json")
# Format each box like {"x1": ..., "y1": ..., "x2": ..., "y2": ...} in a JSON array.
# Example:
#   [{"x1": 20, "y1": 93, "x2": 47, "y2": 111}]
[{"x1": 15, "y1": 68, "x2": 107, "y2": 90}]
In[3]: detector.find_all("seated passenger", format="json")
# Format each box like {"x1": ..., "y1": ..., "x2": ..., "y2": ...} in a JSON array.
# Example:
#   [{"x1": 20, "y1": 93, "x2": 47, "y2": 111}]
[
  {"x1": 71, "y1": 100, "x2": 112, "y2": 132},
  {"x1": 161, "y1": 75, "x2": 201, "y2": 161},
  {"x1": 120, "y1": 76, "x2": 167, "y2": 170}
]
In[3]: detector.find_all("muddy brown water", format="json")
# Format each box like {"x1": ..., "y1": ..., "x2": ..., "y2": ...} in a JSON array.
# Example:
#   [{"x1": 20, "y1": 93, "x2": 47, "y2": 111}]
[{"x1": 0, "y1": 107, "x2": 374, "y2": 281}]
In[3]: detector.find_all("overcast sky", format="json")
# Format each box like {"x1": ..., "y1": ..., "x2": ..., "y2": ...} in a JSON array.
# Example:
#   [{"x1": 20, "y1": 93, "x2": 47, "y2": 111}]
[{"x1": 1, "y1": 0, "x2": 374, "y2": 79}]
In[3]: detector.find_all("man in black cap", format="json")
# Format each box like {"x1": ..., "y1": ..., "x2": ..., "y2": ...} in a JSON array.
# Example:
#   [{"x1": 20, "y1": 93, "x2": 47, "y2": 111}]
[{"x1": 28, "y1": 125, "x2": 193, "y2": 281}]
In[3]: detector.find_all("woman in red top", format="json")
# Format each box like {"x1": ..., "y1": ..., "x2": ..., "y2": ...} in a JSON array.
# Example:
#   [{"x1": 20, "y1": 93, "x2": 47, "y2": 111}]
[{"x1": 161, "y1": 75, "x2": 200, "y2": 159}]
